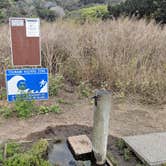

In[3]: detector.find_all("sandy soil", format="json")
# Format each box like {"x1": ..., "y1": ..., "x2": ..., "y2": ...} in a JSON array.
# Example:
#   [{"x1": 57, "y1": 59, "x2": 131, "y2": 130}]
[{"x1": 0, "y1": 91, "x2": 166, "y2": 141}]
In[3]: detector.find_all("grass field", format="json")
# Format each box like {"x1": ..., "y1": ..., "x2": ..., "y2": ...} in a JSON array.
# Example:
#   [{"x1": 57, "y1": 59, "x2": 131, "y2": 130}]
[{"x1": 0, "y1": 18, "x2": 166, "y2": 104}]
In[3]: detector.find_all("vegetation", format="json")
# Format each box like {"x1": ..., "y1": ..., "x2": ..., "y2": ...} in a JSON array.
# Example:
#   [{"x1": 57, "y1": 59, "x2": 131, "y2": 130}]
[
  {"x1": 49, "y1": 74, "x2": 64, "y2": 96},
  {"x1": 57, "y1": 98, "x2": 69, "y2": 104},
  {"x1": 0, "y1": 73, "x2": 63, "y2": 119},
  {"x1": 116, "y1": 139, "x2": 132, "y2": 161},
  {"x1": 6, "y1": 142, "x2": 21, "y2": 157},
  {"x1": 0, "y1": 0, "x2": 123, "y2": 23},
  {"x1": 0, "y1": 0, "x2": 166, "y2": 24},
  {"x1": 0, "y1": 139, "x2": 51, "y2": 166},
  {"x1": 107, "y1": 151, "x2": 118, "y2": 166},
  {"x1": 13, "y1": 99, "x2": 36, "y2": 118},
  {"x1": 78, "y1": 81, "x2": 91, "y2": 98},
  {"x1": 67, "y1": 5, "x2": 109, "y2": 21},
  {"x1": 0, "y1": 18, "x2": 166, "y2": 104},
  {"x1": 41, "y1": 19, "x2": 166, "y2": 104},
  {"x1": 39, "y1": 105, "x2": 61, "y2": 114},
  {"x1": 0, "y1": 100, "x2": 61, "y2": 119},
  {"x1": 108, "y1": 0, "x2": 166, "y2": 24}
]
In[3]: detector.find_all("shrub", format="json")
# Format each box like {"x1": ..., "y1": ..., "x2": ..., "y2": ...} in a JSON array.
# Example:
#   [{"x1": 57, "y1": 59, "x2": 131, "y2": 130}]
[
  {"x1": 0, "y1": 87, "x2": 7, "y2": 100},
  {"x1": 4, "y1": 153, "x2": 49, "y2": 166},
  {"x1": 30, "y1": 139, "x2": 48, "y2": 157},
  {"x1": 49, "y1": 74, "x2": 64, "y2": 96},
  {"x1": 49, "y1": 104, "x2": 61, "y2": 113},
  {"x1": 80, "y1": 5, "x2": 109, "y2": 20},
  {"x1": 13, "y1": 99, "x2": 36, "y2": 119},
  {"x1": 3, "y1": 139, "x2": 51, "y2": 166},
  {"x1": 108, "y1": 0, "x2": 166, "y2": 23},
  {"x1": 0, "y1": 106, "x2": 13, "y2": 118},
  {"x1": 67, "y1": 5, "x2": 109, "y2": 21},
  {"x1": 78, "y1": 81, "x2": 91, "y2": 98},
  {"x1": 6, "y1": 142, "x2": 21, "y2": 158},
  {"x1": 38, "y1": 104, "x2": 61, "y2": 114},
  {"x1": 37, "y1": 8, "x2": 58, "y2": 22}
]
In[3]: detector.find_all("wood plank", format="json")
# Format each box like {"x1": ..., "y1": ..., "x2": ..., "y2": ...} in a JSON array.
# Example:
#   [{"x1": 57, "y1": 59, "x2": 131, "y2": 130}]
[{"x1": 67, "y1": 135, "x2": 92, "y2": 160}]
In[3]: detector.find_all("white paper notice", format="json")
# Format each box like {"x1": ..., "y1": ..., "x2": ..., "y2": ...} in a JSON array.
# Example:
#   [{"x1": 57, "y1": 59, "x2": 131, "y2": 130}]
[
  {"x1": 11, "y1": 19, "x2": 24, "y2": 26},
  {"x1": 26, "y1": 18, "x2": 40, "y2": 37}
]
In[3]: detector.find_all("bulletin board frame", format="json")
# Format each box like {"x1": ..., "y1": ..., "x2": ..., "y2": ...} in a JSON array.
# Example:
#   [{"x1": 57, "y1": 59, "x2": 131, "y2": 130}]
[{"x1": 9, "y1": 17, "x2": 41, "y2": 66}]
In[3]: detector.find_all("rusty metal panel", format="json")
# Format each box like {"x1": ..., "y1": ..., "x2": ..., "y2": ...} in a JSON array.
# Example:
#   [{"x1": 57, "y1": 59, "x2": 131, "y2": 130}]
[{"x1": 10, "y1": 18, "x2": 41, "y2": 66}]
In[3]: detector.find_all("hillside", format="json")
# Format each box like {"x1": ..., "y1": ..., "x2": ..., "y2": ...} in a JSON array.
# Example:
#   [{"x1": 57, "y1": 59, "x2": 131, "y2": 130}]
[{"x1": 0, "y1": 0, "x2": 123, "y2": 23}]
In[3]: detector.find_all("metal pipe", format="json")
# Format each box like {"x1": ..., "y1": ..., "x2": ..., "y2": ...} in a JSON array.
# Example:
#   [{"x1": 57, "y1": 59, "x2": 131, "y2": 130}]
[{"x1": 92, "y1": 90, "x2": 112, "y2": 165}]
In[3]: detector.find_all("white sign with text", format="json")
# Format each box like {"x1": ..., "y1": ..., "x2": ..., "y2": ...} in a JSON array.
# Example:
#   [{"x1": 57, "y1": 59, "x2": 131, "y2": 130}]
[{"x1": 26, "y1": 18, "x2": 40, "y2": 37}]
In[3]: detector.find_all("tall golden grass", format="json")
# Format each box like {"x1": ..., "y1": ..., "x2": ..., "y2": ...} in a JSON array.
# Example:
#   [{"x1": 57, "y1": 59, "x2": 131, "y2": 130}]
[{"x1": 0, "y1": 18, "x2": 166, "y2": 103}]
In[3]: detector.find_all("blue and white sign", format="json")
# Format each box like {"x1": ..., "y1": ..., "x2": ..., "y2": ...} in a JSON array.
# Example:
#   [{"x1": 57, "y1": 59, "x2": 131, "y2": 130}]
[{"x1": 6, "y1": 68, "x2": 49, "y2": 102}]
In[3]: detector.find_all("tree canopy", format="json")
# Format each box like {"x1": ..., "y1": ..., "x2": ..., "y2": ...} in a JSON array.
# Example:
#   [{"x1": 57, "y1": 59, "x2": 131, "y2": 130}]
[{"x1": 108, "y1": 0, "x2": 166, "y2": 23}]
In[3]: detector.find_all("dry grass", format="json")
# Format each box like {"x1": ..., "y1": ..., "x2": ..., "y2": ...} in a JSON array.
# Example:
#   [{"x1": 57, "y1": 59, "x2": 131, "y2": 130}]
[
  {"x1": 0, "y1": 18, "x2": 166, "y2": 103},
  {"x1": 0, "y1": 25, "x2": 10, "y2": 86}
]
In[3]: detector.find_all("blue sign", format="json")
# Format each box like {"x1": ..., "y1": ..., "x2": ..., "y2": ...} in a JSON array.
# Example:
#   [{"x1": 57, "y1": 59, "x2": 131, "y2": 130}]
[{"x1": 6, "y1": 68, "x2": 49, "y2": 102}]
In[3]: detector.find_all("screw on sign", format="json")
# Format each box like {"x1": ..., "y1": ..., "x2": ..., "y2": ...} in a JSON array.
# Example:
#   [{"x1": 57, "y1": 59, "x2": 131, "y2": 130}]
[{"x1": 10, "y1": 18, "x2": 41, "y2": 66}]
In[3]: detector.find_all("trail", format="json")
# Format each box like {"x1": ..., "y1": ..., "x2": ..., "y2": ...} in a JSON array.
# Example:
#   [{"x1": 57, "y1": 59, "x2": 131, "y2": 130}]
[{"x1": 0, "y1": 96, "x2": 166, "y2": 141}]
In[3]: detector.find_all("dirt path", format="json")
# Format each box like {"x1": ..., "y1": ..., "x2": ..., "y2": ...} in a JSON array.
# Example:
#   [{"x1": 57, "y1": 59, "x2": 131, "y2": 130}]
[
  {"x1": 0, "y1": 98, "x2": 93, "y2": 140},
  {"x1": 0, "y1": 93, "x2": 166, "y2": 141}
]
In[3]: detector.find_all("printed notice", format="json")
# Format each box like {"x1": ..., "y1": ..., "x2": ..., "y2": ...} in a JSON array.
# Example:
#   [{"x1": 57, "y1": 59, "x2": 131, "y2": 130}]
[
  {"x1": 6, "y1": 68, "x2": 48, "y2": 102},
  {"x1": 26, "y1": 18, "x2": 40, "y2": 37},
  {"x1": 11, "y1": 19, "x2": 24, "y2": 26}
]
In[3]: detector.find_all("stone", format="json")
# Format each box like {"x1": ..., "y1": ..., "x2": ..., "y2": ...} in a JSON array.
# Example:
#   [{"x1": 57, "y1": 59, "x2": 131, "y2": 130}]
[{"x1": 123, "y1": 132, "x2": 166, "y2": 166}]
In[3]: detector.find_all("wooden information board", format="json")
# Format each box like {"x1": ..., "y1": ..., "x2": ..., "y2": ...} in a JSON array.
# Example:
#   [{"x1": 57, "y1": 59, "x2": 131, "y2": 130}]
[{"x1": 10, "y1": 18, "x2": 41, "y2": 66}]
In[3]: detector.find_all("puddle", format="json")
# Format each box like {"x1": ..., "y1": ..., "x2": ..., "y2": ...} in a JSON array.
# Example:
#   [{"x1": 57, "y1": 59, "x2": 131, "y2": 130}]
[
  {"x1": 48, "y1": 140, "x2": 77, "y2": 166},
  {"x1": 48, "y1": 140, "x2": 109, "y2": 166},
  {"x1": 48, "y1": 140, "x2": 92, "y2": 166}
]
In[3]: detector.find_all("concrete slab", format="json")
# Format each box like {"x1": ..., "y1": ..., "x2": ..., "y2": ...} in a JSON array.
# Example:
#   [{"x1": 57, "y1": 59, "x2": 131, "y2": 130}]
[
  {"x1": 67, "y1": 135, "x2": 92, "y2": 160},
  {"x1": 123, "y1": 132, "x2": 166, "y2": 166}
]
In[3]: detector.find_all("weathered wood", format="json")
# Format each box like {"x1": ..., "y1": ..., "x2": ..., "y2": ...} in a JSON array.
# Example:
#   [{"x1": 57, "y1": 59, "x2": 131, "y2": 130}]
[
  {"x1": 92, "y1": 90, "x2": 112, "y2": 165},
  {"x1": 67, "y1": 135, "x2": 92, "y2": 160}
]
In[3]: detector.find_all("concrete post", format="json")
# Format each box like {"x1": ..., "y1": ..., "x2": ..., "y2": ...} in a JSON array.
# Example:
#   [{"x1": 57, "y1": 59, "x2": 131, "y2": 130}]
[{"x1": 92, "y1": 90, "x2": 112, "y2": 165}]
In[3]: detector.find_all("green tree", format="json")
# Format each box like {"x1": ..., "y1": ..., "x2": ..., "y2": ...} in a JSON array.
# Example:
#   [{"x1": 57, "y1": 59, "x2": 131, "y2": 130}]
[
  {"x1": 0, "y1": 0, "x2": 13, "y2": 9},
  {"x1": 37, "y1": 8, "x2": 58, "y2": 21},
  {"x1": 123, "y1": 0, "x2": 157, "y2": 18},
  {"x1": 154, "y1": 0, "x2": 166, "y2": 23},
  {"x1": 108, "y1": 0, "x2": 166, "y2": 23},
  {"x1": 0, "y1": 0, "x2": 10, "y2": 22}
]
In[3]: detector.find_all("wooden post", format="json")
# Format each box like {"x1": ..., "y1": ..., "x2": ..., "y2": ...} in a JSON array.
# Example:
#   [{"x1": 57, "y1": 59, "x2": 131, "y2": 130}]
[{"x1": 92, "y1": 90, "x2": 112, "y2": 165}]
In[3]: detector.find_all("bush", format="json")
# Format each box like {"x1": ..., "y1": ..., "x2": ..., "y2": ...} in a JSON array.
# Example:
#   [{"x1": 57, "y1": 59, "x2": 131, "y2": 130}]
[
  {"x1": 6, "y1": 142, "x2": 20, "y2": 158},
  {"x1": 0, "y1": 106, "x2": 13, "y2": 118},
  {"x1": 80, "y1": 5, "x2": 109, "y2": 20},
  {"x1": 67, "y1": 5, "x2": 109, "y2": 21},
  {"x1": 3, "y1": 139, "x2": 51, "y2": 166},
  {"x1": 49, "y1": 105, "x2": 61, "y2": 113},
  {"x1": 30, "y1": 139, "x2": 48, "y2": 157},
  {"x1": 0, "y1": 102, "x2": 62, "y2": 119},
  {"x1": 4, "y1": 153, "x2": 50, "y2": 166},
  {"x1": 0, "y1": 87, "x2": 6, "y2": 100},
  {"x1": 78, "y1": 81, "x2": 91, "y2": 98},
  {"x1": 49, "y1": 74, "x2": 64, "y2": 96},
  {"x1": 38, "y1": 104, "x2": 61, "y2": 114},
  {"x1": 37, "y1": 8, "x2": 58, "y2": 22},
  {"x1": 108, "y1": 0, "x2": 166, "y2": 23},
  {"x1": 13, "y1": 99, "x2": 36, "y2": 119}
]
